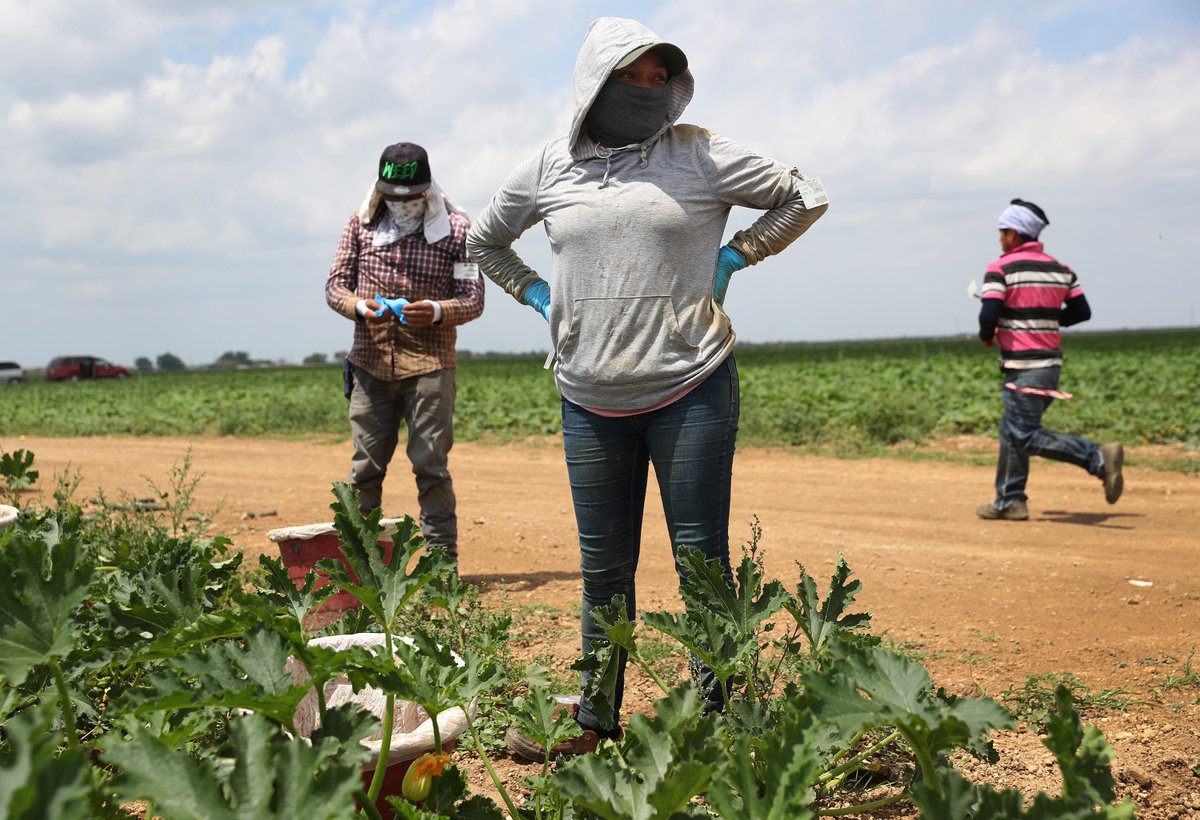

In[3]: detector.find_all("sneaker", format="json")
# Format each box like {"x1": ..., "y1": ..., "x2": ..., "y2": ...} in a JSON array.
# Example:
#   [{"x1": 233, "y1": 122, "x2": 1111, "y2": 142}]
[
  {"x1": 1100, "y1": 442, "x2": 1124, "y2": 505},
  {"x1": 976, "y1": 500, "x2": 1029, "y2": 521},
  {"x1": 505, "y1": 703, "x2": 618, "y2": 763}
]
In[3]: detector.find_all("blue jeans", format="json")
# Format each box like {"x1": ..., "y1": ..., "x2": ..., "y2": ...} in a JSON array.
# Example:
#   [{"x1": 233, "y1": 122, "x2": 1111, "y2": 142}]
[
  {"x1": 561, "y1": 356, "x2": 739, "y2": 733},
  {"x1": 993, "y1": 366, "x2": 1102, "y2": 508}
]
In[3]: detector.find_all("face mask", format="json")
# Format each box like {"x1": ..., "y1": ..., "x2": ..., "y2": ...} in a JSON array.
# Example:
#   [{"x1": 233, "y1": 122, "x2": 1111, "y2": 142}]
[
  {"x1": 585, "y1": 81, "x2": 670, "y2": 147},
  {"x1": 385, "y1": 198, "x2": 426, "y2": 222}
]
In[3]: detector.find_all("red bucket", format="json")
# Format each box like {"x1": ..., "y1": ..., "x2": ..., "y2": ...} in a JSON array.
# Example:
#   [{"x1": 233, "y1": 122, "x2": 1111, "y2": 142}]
[
  {"x1": 268, "y1": 522, "x2": 397, "y2": 628},
  {"x1": 358, "y1": 737, "x2": 458, "y2": 819}
]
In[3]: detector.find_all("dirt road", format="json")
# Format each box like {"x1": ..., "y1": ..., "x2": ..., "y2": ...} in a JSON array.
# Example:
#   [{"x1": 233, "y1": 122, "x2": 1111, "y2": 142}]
[{"x1": 10, "y1": 435, "x2": 1200, "y2": 816}]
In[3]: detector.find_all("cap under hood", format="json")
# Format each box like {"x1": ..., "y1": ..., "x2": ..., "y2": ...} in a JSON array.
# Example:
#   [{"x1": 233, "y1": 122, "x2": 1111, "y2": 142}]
[{"x1": 568, "y1": 17, "x2": 694, "y2": 161}]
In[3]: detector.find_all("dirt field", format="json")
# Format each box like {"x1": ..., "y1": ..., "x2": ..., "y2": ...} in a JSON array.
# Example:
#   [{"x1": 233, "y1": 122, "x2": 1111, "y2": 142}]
[{"x1": 10, "y1": 435, "x2": 1200, "y2": 817}]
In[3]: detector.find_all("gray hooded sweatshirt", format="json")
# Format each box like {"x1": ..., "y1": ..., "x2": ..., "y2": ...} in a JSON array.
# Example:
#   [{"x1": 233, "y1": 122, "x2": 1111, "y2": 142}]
[{"x1": 467, "y1": 17, "x2": 828, "y2": 411}]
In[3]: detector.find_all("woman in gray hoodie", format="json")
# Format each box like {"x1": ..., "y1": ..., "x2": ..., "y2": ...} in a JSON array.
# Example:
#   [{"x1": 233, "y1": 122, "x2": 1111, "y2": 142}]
[{"x1": 467, "y1": 16, "x2": 828, "y2": 758}]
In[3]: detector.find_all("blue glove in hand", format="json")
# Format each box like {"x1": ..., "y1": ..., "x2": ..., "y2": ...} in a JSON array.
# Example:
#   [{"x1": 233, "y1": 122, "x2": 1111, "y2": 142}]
[
  {"x1": 522, "y1": 280, "x2": 551, "y2": 322},
  {"x1": 713, "y1": 245, "x2": 748, "y2": 306},
  {"x1": 374, "y1": 294, "x2": 410, "y2": 324}
]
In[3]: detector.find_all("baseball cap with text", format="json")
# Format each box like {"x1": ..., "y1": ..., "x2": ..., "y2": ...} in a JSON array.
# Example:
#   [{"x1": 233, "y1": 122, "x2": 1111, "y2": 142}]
[{"x1": 376, "y1": 142, "x2": 431, "y2": 197}]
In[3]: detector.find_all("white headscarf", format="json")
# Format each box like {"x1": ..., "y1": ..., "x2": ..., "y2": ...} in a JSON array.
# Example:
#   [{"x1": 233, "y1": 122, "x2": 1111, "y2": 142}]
[
  {"x1": 358, "y1": 177, "x2": 470, "y2": 245},
  {"x1": 997, "y1": 203, "x2": 1047, "y2": 239}
]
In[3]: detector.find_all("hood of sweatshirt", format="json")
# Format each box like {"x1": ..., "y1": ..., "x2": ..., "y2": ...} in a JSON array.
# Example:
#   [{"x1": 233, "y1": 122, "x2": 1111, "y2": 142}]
[{"x1": 568, "y1": 17, "x2": 695, "y2": 162}]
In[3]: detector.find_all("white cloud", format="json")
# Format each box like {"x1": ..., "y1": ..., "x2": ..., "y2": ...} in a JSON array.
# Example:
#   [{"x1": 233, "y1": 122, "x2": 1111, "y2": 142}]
[{"x1": 1, "y1": 0, "x2": 1197, "y2": 369}]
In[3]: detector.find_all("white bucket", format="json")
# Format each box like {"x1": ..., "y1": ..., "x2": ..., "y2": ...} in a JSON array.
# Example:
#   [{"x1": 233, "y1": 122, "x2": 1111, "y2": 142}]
[
  {"x1": 0, "y1": 505, "x2": 18, "y2": 533},
  {"x1": 287, "y1": 633, "x2": 475, "y2": 768}
]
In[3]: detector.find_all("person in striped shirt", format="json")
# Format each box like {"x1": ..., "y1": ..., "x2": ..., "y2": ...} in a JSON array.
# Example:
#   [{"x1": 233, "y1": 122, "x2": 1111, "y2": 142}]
[{"x1": 976, "y1": 199, "x2": 1123, "y2": 521}]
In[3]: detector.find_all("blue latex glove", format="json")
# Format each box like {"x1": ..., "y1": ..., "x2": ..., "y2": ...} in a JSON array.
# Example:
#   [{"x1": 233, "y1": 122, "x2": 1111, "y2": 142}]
[
  {"x1": 712, "y1": 245, "x2": 748, "y2": 306},
  {"x1": 374, "y1": 294, "x2": 410, "y2": 324},
  {"x1": 522, "y1": 280, "x2": 551, "y2": 322}
]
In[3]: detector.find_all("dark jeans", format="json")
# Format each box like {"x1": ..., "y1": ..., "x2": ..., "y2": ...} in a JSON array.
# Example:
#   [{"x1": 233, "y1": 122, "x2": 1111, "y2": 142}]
[
  {"x1": 561, "y1": 356, "x2": 739, "y2": 732},
  {"x1": 347, "y1": 366, "x2": 458, "y2": 558},
  {"x1": 994, "y1": 366, "x2": 1102, "y2": 507}
]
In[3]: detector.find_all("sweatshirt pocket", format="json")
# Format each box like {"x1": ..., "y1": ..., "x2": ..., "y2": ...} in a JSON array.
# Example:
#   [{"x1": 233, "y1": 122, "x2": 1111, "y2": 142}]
[{"x1": 557, "y1": 295, "x2": 700, "y2": 386}]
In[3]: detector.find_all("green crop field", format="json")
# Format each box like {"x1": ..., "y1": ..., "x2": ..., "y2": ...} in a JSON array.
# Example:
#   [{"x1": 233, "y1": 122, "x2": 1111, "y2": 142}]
[{"x1": 2, "y1": 329, "x2": 1197, "y2": 464}]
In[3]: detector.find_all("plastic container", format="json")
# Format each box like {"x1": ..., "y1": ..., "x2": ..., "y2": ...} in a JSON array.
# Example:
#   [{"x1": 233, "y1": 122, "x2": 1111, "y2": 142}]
[
  {"x1": 287, "y1": 633, "x2": 475, "y2": 819},
  {"x1": 267, "y1": 521, "x2": 401, "y2": 628}
]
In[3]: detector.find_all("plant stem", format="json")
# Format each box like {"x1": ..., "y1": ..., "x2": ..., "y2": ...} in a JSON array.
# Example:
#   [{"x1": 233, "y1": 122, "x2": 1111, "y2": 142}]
[
  {"x1": 910, "y1": 735, "x2": 942, "y2": 800},
  {"x1": 366, "y1": 632, "x2": 398, "y2": 803},
  {"x1": 815, "y1": 791, "x2": 907, "y2": 816},
  {"x1": 828, "y1": 730, "x2": 865, "y2": 768},
  {"x1": 354, "y1": 789, "x2": 383, "y2": 820},
  {"x1": 50, "y1": 660, "x2": 80, "y2": 750},
  {"x1": 431, "y1": 707, "x2": 443, "y2": 751},
  {"x1": 316, "y1": 678, "x2": 328, "y2": 719},
  {"x1": 629, "y1": 650, "x2": 671, "y2": 695},
  {"x1": 727, "y1": 670, "x2": 744, "y2": 703},
  {"x1": 817, "y1": 729, "x2": 901, "y2": 784},
  {"x1": 463, "y1": 708, "x2": 523, "y2": 819}
]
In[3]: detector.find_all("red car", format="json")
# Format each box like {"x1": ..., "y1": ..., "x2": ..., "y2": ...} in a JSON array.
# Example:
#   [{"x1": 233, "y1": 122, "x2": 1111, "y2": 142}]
[{"x1": 45, "y1": 355, "x2": 131, "y2": 382}]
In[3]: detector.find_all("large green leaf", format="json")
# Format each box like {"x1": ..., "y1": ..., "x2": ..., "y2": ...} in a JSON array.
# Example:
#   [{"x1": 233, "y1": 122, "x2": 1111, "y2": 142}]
[
  {"x1": 0, "y1": 704, "x2": 96, "y2": 819},
  {"x1": 1042, "y1": 684, "x2": 1116, "y2": 804},
  {"x1": 389, "y1": 628, "x2": 504, "y2": 718},
  {"x1": 0, "y1": 517, "x2": 93, "y2": 686},
  {"x1": 505, "y1": 683, "x2": 589, "y2": 764},
  {"x1": 256, "y1": 554, "x2": 336, "y2": 628},
  {"x1": 910, "y1": 767, "x2": 1027, "y2": 818},
  {"x1": 0, "y1": 448, "x2": 38, "y2": 493},
  {"x1": 642, "y1": 606, "x2": 745, "y2": 687},
  {"x1": 802, "y1": 639, "x2": 1012, "y2": 769},
  {"x1": 785, "y1": 553, "x2": 871, "y2": 654},
  {"x1": 912, "y1": 753, "x2": 1136, "y2": 818},
  {"x1": 677, "y1": 547, "x2": 791, "y2": 642},
  {"x1": 317, "y1": 483, "x2": 449, "y2": 632},
  {"x1": 90, "y1": 535, "x2": 242, "y2": 645},
  {"x1": 108, "y1": 712, "x2": 362, "y2": 819},
  {"x1": 706, "y1": 700, "x2": 819, "y2": 820},
  {"x1": 572, "y1": 596, "x2": 633, "y2": 731},
  {"x1": 552, "y1": 684, "x2": 724, "y2": 820},
  {"x1": 642, "y1": 549, "x2": 790, "y2": 701},
  {"x1": 130, "y1": 605, "x2": 271, "y2": 663},
  {"x1": 120, "y1": 627, "x2": 314, "y2": 728}
]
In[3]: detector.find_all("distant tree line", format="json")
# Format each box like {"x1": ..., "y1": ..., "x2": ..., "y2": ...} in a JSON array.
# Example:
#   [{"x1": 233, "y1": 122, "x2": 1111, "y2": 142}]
[
  {"x1": 132, "y1": 351, "x2": 350, "y2": 371},
  {"x1": 135, "y1": 353, "x2": 186, "y2": 372}
]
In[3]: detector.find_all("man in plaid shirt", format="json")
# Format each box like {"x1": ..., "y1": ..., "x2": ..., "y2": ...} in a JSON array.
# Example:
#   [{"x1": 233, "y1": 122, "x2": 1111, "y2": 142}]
[{"x1": 325, "y1": 142, "x2": 484, "y2": 565}]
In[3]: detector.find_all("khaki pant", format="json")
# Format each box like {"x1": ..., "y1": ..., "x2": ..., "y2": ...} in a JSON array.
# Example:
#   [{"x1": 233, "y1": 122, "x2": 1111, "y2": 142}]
[{"x1": 347, "y1": 366, "x2": 457, "y2": 559}]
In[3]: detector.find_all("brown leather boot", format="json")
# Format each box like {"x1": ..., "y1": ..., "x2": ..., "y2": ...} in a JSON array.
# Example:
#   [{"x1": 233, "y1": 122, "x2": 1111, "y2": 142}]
[
  {"x1": 976, "y1": 500, "x2": 1029, "y2": 521},
  {"x1": 505, "y1": 703, "x2": 620, "y2": 763}
]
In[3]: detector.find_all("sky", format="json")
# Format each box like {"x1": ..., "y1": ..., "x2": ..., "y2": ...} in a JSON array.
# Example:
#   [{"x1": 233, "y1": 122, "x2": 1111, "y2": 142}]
[{"x1": 2, "y1": 0, "x2": 1198, "y2": 368}]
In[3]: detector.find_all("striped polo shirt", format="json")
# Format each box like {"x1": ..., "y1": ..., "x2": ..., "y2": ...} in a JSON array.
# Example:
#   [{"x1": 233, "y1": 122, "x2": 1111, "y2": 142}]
[{"x1": 980, "y1": 241, "x2": 1083, "y2": 369}]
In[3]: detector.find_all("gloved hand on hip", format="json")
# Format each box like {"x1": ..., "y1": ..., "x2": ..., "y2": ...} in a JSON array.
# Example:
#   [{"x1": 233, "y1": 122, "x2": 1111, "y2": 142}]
[
  {"x1": 522, "y1": 280, "x2": 551, "y2": 322},
  {"x1": 712, "y1": 245, "x2": 747, "y2": 306},
  {"x1": 374, "y1": 294, "x2": 411, "y2": 324}
]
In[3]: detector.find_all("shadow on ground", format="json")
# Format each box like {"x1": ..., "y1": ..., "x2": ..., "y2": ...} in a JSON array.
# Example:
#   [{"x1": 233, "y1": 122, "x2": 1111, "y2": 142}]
[
  {"x1": 1037, "y1": 509, "x2": 1143, "y2": 529},
  {"x1": 466, "y1": 570, "x2": 579, "y2": 592}
]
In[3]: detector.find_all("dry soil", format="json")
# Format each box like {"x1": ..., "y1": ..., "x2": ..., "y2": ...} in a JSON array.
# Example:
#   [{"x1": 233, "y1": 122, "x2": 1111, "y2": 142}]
[{"x1": 10, "y1": 435, "x2": 1200, "y2": 817}]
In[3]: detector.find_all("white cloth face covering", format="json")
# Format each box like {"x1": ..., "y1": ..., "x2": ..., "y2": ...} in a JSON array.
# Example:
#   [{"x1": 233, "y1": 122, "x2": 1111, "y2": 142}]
[
  {"x1": 374, "y1": 198, "x2": 428, "y2": 246},
  {"x1": 386, "y1": 199, "x2": 427, "y2": 223}
]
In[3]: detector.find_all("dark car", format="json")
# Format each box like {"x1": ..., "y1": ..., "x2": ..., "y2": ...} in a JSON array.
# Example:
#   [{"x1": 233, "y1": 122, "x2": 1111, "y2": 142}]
[
  {"x1": 45, "y1": 355, "x2": 131, "y2": 382},
  {"x1": 0, "y1": 361, "x2": 26, "y2": 384}
]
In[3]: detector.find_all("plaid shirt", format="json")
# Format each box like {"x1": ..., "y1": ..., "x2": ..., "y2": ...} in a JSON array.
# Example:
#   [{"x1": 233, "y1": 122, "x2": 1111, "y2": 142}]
[{"x1": 325, "y1": 211, "x2": 484, "y2": 380}]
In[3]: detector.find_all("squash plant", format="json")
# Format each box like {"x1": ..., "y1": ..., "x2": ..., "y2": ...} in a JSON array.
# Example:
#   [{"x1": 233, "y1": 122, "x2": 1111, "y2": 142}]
[{"x1": 0, "y1": 454, "x2": 1135, "y2": 818}]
